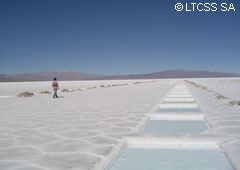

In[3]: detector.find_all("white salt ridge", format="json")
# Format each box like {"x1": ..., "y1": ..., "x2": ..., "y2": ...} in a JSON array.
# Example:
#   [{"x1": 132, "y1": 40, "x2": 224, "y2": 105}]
[
  {"x1": 168, "y1": 92, "x2": 190, "y2": 95},
  {"x1": 0, "y1": 96, "x2": 13, "y2": 98},
  {"x1": 158, "y1": 103, "x2": 198, "y2": 109},
  {"x1": 167, "y1": 94, "x2": 192, "y2": 98},
  {"x1": 168, "y1": 90, "x2": 190, "y2": 95},
  {"x1": 163, "y1": 98, "x2": 195, "y2": 103},
  {"x1": 125, "y1": 136, "x2": 220, "y2": 150},
  {"x1": 149, "y1": 114, "x2": 204, "y2": 120}
]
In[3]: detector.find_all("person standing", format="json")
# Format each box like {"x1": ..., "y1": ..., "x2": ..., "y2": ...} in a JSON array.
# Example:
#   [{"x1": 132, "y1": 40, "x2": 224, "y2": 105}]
[{"x1": 52, "y1": 78, "x2": 59, "y2": 98}]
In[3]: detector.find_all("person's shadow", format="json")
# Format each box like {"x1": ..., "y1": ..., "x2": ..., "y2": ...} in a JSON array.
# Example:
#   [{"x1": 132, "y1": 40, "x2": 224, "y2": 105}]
[{"x1": 57, "y1": 96, "x2": 64, "y2": 98}]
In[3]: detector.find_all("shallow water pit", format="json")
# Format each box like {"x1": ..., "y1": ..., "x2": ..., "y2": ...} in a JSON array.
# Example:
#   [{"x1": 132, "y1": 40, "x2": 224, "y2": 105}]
[
  {"x1": 144, "y1": 114, "x2": 207, "y2": 134},
  {"x1": 107, "y1": 144, "x2": 234, "y2": 170},
  {"x1": 144, "y1": 120, "x2": 207, "y2": 134}
]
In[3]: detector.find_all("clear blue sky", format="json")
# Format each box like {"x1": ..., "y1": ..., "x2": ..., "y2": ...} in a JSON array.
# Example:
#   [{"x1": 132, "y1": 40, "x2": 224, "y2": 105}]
[{"x1": 0, "y1": 0, "x2": 239, "y2": 75}]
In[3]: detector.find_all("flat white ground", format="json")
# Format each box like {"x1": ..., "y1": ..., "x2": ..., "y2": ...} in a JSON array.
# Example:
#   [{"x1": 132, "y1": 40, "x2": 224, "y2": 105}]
[
  {"x1": 0, "y1": 78, "x2": 240, "y2": 170},
  {"x1": 0, "y1": 80, "x2": 171, "y2": 170},
  {"x1": 192, "y1": 78, "x2": 240, "y2": 100}
]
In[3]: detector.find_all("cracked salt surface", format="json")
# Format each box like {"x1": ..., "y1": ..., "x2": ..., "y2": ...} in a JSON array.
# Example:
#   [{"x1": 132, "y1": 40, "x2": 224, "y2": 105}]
[
  {"x1": 0, "y1": 80, "x2": 171, "y2": 170},
  {"x1": 1, "y1": 79, "x2": 240, "y2": 170}
]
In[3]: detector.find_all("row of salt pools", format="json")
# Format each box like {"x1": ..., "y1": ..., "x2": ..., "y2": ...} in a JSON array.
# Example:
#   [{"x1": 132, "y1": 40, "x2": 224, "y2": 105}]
[{"x1": 107, "y1": 84, "x2": 234, "y2": 170}]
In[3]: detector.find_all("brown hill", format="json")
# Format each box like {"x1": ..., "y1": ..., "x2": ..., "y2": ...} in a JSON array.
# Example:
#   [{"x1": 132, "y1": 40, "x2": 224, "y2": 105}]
[
  {"x1": 100, "y1": 69, "x2": 240, "y2": 80},
  {"x1": 0, "y1": 69, "x2": 240, "y2": 82},
  {"x1": 0, "y1": 71, "x2": 103, "y2": 82}
]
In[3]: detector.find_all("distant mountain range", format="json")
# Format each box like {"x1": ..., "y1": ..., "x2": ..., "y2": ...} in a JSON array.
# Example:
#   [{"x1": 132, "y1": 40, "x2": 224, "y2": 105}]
[
  {"x1": 0, "y1": 69, "x2": 240, "y2": 82},
  {"x1": 0, "y1": 70, "x2": 103, "y2": 82}
]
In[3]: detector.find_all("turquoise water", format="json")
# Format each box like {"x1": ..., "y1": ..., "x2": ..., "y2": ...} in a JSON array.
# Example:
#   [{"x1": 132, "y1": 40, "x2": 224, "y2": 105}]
[
  {"x1": 144, "y1": 120, "x2": 207, "y2": 134},
  {"x1": 107, "y1": 148, "x2": 234, "y2": 170}
]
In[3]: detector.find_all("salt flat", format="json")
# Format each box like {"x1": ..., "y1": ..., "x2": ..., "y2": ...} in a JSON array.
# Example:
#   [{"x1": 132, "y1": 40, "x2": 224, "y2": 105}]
[
  {"x1": 192, "y1": 78, "x2": 240, "y2": 100},
  {"x1": 0, "y1": 80, "x2": 171, "y2": 170},
  {"x1": 0, "y1": 79, "x2": 240, "y2": 170},
  {"x1": 186, "y1": 79, "x2": 240, "y2": 170}
]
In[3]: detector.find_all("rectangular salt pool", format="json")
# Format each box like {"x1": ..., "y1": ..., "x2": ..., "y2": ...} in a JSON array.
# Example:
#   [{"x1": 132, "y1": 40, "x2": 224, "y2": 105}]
[
  {"x1": 157, "y1": 108, "x2": 200, "y2": 112},
  {"x1": 144, "y1": 120, "x2": 207, "y2": 134},
  {"x1": 107, "y1": 148, "x2": 234, "y2": 170}
]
